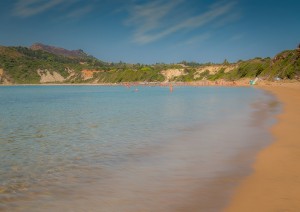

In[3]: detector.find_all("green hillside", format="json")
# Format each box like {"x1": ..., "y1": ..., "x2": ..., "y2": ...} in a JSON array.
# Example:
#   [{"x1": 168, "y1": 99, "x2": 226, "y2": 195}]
[
  {"x1": 0, "y1": 44, "x2": 299, "y2": 84},
  {"x1": 0, "y1": 45, "x2": 166, "y2": 84},
  {"x1": 225, "y1": 49, "x2": 300, "y2": 81},
  {"x1": 0, "y1": 46, "x2": 106, "y2": 83}
]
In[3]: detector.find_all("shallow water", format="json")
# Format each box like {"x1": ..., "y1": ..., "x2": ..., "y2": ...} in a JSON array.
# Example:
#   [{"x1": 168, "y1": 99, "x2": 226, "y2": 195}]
[{"x1": 0, "y1": 86, "x2": 279, "y2": 211}]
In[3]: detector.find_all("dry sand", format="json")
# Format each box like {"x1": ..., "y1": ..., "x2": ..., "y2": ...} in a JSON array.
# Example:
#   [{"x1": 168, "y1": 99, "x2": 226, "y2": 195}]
[{"x1": 226, "y1": 82, "x2": 300, "y2": 212}]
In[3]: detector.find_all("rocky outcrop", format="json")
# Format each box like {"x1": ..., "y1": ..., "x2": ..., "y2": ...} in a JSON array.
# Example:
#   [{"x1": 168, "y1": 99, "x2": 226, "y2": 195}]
[
  {"x1": 195, "y1": 65, "x2": 237, "y2": 75},
  {"x1": 81, "y1": 70, "x2": 100, "y2": 80},
  {"x1": 161, "y1": 69, "x2": 185, "y2": 81},
  {"x1": 0, "y1": 68, "x2": 12, "y2": 84},
  {"x1": 160, "y1": 65, "x2": 237, "y2": 82},
  {"x1": 37, "y1": 69, "x2": 65, "y2": 83},
  {"x1": 65, "y1": 68, "x2": 76, "y2": 80},
  {"x1": 36, "y1": 68, "x2": 103, "y2": 83}
]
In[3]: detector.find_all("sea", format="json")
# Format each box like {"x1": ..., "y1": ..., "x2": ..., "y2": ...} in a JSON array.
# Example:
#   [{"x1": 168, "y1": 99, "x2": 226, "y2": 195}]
[{"x1": 0, "y1": 85, "x2": 280, "y2": 211}]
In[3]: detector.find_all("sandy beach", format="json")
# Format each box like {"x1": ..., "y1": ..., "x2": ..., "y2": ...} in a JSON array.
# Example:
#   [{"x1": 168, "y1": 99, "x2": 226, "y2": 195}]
[{"x1": 226, "y1": 82, "x2": 300, "y2": 211}]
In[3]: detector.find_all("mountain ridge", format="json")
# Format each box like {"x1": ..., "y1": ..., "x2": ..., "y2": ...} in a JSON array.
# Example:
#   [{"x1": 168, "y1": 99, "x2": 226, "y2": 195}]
[{"x1": 30, "y1": 43, "x2": 89, "y2": 59}]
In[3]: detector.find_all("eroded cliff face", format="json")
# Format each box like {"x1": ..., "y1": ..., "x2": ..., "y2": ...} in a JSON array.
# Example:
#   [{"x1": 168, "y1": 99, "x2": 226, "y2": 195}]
[
  {"x1": 161, "y1": 69, "x2": 185, "y2": 82},
  {"x1": 35, "y1": 69, "x2": 104, "y2": 83},
  {"x1": 81, "y1": 70, "x2": 101, "y2": 80},
  {"x1": 195, "y1": 64, "x2": 237, "y2": 75},
  {"x1": 160, "y1": 64, "x2": 237, "y2": 82},
  {"x1": 32, "y1": 66, "x2": 235, "y2": 84},
  {"x1": 0, "y1": 68, "x2": 3, "y2": 79},
  {"x1": 0, "y1": 68, "x2": 12, "y2": 84},
  {"x1": 37, "y1": 69, "x2": 65, "y2": 83}
]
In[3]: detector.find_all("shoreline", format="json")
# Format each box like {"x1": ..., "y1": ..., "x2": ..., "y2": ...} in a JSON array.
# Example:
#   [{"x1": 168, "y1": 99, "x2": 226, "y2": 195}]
[
  {"x1": 225, "y1": 82, "x2": 300, "y2": 211},
  {"x1": 0, "y1": 78, "x2": 251, "y2": 87},
  {"x1": 0, "y1": 79, "x2": 298, "y2": 87}
]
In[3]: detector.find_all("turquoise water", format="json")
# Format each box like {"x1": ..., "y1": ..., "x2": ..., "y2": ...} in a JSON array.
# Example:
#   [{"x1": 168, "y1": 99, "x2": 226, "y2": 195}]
[{"x1": 0, "y1": 86, "x2": 279, "y2": 211}]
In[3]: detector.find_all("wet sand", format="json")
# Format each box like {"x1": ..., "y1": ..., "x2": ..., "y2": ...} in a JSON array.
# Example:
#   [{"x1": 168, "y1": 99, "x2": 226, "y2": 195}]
[{"x1": 226, "y1": 82, "x2": 300, "y2": 211}]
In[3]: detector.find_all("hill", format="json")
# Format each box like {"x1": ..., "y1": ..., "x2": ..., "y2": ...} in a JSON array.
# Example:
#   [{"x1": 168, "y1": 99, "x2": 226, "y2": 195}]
[
  {"x1": 0, "y1": 43, "x2": 299, "y2": 84},
  {"x1": 30, "y1": 43, "x2": 89, "y2": 59},
  {"x1": 0, "y1": 44, "x2": 165, "y2": 84}
]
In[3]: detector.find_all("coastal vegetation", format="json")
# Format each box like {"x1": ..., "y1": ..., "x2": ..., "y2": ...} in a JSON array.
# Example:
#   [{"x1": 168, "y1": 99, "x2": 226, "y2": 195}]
[{"x1": 0, "y1": 43, "x2": 299, "y2": 84}]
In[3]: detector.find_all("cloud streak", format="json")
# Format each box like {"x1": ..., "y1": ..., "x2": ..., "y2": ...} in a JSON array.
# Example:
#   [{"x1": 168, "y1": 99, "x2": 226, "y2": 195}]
[
  {"x1": 125, "y1": 0, "x2": 238, "y2": 44},
  {"x1": 13, "y1": 0, "x2": 64, "y2": 17},
  {"x1": 12, "y1": 0, "x2": 94, "y2": 19},
  {"x1": 125, "y1": 0, "x2": 183, "y2": 44}
]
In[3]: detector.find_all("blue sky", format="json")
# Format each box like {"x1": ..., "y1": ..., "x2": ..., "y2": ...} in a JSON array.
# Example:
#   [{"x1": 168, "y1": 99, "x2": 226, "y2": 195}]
[{"x1": 0, "y1": 0, "x2": 299, "y2": 64}]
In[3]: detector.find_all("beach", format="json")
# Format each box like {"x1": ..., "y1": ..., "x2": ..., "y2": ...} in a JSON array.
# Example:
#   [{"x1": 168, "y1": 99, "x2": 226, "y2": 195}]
[{"x1": 226, "y1": 82, "x2": 300, "y2": 211}]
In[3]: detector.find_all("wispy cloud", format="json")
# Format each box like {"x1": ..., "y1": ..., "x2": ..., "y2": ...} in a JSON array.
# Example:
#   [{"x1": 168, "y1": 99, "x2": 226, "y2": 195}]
[
  {"x1": 12, "y1": 0, "x2": 93, "y2": 19},
  {"x1": 13, "y1": 0, "x2": 64, "y2": 17},
  {"x1": 125, "y1": 0, "x2": 183, "y2": 44},
  {"x1": 125, "y1": 0, "x2": 239, "y2": 44}
]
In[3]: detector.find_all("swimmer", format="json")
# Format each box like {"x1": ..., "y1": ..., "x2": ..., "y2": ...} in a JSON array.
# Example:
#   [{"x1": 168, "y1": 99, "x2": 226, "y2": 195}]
[{"x1": 169, "y1": 84, "x2": 173, "y2": 92}]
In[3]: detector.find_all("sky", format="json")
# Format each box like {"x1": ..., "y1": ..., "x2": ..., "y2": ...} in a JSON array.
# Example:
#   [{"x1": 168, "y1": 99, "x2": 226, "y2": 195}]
[{"x1": 0, "y1": 0, "x2": 299, "y2": 64}]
